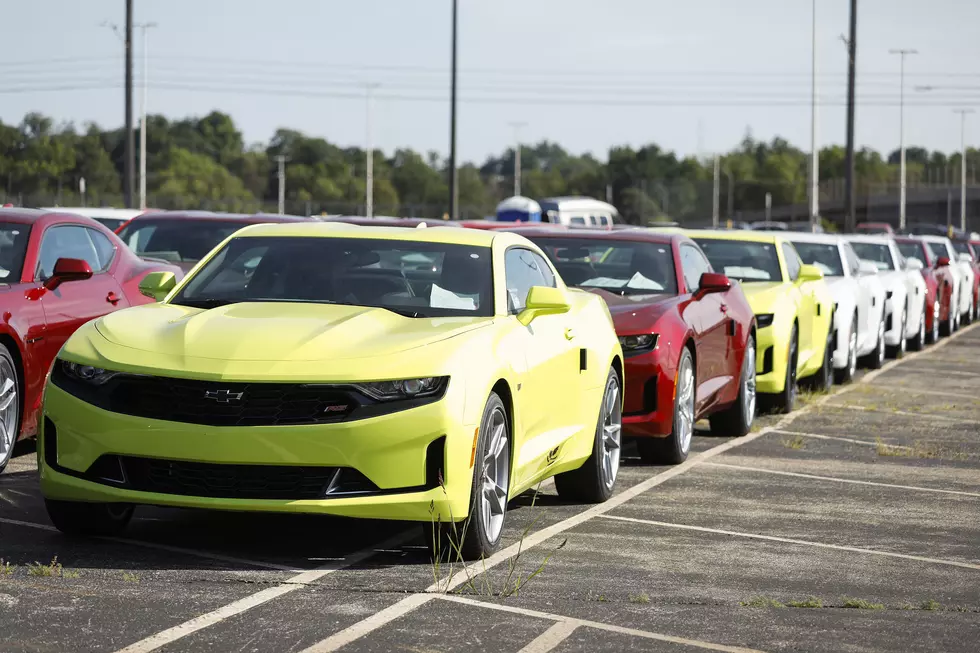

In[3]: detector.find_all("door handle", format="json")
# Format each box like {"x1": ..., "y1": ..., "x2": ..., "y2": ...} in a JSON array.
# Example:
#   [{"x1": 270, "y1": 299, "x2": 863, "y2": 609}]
[
  {"x1": 565, "y1": 327, "x2": 576, "y2": 340},
  {"x1": 106, "y1": 292, "x2": 121, "y2": 305},
  {"x1": 719, "y1": 303, "x2": 728, "y2": 313}
]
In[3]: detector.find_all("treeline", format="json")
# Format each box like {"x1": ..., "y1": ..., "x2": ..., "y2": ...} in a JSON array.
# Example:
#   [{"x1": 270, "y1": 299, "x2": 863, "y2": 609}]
[{"x1": 1, "y1": 111, "x2": 977, "y2": 222}]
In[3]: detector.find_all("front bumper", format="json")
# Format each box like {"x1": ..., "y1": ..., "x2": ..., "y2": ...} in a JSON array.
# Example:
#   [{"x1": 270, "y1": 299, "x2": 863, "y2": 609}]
[
  {"x1": 621, "y1": 350, "x2": 676, "y2": 439},
  {"x1": 754, "y1": 325, "x2": 787, "y2": 395},
  {"x1": 884, "y1": 296, "x2": 904, "y2": 346},
  {"x1": 39, "y1": 383, "x2": 477, "y2": 523}
]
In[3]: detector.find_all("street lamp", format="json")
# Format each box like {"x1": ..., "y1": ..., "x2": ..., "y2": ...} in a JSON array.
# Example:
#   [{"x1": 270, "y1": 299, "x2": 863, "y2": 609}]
[
  {"x1": 889, "y1": 48, "x2": 918, "y2": 231},
  {"x1": 809, "y1": 0, "x2": 819, "y2": 230},
  {"x1": 509, "y1": 122, "x2": 526, "y2": 197},
  {"x1": 365, "y1": 83, "x2": 380, "y2": 218},
  {"x1": 137, "y1": 22, "x2": 157, "y2": 211},
  {"x1": 954, "y1": 109, "x2": 974, "y2": 232}
]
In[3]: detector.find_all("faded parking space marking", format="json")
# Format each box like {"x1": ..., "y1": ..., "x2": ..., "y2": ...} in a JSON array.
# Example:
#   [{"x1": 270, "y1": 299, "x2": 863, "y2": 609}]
[
  {"x1": 820, "y1": 403, "x2": 977, "y2": 423},
  {"x1": 600, "y1": 514, "x2": 980, "y2": 571}
]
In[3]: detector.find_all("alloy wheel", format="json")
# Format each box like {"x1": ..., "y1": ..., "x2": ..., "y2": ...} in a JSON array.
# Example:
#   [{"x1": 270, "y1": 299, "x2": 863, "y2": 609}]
[
  {"x1": 0, "y1": 359, "x2": 18, "y2": 466},
  {"x1": 676, "y1": 359, "x2": 695, "y2": 456},
  {"x1": 599, "y1": 376, "x2": 622, "y2": 490},
  {"x1": 743, "y1": 341, "x2": 757, "y2": 419},
  {"x1": 848, "y1": 327, "x2": 858, "y2": 378},
  {"x1": 899, "y1": 310, "x2": 907, "y2": 354},
  {"x1": 877, "y1": 321, "x2": 886, "y2": 364},
  {"x1": 480, "y1": 407, "x2": 510, "y2": 544}
]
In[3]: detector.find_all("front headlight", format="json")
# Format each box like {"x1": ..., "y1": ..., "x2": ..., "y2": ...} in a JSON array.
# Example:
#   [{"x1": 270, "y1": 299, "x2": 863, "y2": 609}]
[
  {"x1": 756, "y1": 313, "x2": 775, "y2": 328},
  {"x1": 618, "y1": 334, "x2": 658, "y2": 353},
  {"x1": 352, "y1": 376, "x2": 449, "y2": 402},
  {"x1": 60, "y1": 360, "x2": 120, "y2": 386}
]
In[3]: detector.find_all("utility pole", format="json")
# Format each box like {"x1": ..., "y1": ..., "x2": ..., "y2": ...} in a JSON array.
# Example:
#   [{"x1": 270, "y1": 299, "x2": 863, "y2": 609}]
[
  {"x1": 365, "y1": 84, "x2": 379, "y2": 218},
  {"x1": 889, "y1": 48, "x2": 917, "y2": 231},
  {"x1": 723, "y1": 169, "x2": 734, "y2": 218},
  {"x1": 843, "y1": 0, "x2": 858, "y2": 232},
  {"x1": 509, "y1": 121, "x2": 526, "y2": 196},
  {"x1": 809, "y1": 0, "x2": 819, "y2": 231},
  {"x1": 448, "y1": 0, "x2": 459, "y2": 219},
  {"x1": 765, "y1": 193, "x2": 772, "y2": 221},
  {"x1": 712, "y1": 156, "x2": 720, "y2": 228},
  {"x1": 124, "y1": 0, "x2": 134, "y2": 208},
  {"x1": 137, "y1": 21, "x2": 157, "y2": 211},
  {"x1": 954, "y1": 109, "x2": 974, "y2": 232},
  {"x1": 275, "y1": 155, "x2": 287, "y2": 215}
]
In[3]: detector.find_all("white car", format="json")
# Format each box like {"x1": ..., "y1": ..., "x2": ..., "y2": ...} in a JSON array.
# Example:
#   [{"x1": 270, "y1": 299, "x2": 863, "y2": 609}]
[
  {"x1": 846, "y1": 235, "x2": 928, "y2": 358},
  {"x1": 920, "y1": 235, "x2": 974, "y2": 329},
  {"x1": 790, "y1": 234, "x2": 887, "y2": 382}
]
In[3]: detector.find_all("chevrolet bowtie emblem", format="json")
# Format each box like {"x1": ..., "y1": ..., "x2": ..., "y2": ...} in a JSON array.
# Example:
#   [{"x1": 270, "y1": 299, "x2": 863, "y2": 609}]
[{"x1": 204, "y1": 389, "x2": 244, "y2": 403}]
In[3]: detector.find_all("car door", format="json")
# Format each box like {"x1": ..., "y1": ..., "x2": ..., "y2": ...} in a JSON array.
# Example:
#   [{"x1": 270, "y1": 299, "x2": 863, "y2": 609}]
[
  {"x1": 36, "y1": 224, "x2": 129, "y2": 366},
  {"x1": 504, "y1": 247, "x2": 580, "y2": 485},
  {"x1": 782, "y1": 242, "x2": 816, "y2": 367},
  {"x1": 679, "y1": 243, "x2": 729, "y2": 408}
]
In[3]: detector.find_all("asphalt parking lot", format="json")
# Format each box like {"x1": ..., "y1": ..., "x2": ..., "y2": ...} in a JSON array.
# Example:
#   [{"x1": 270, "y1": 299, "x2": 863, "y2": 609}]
[{"x1": 2, "y1": 326, "x2": 978, "y2": 653}]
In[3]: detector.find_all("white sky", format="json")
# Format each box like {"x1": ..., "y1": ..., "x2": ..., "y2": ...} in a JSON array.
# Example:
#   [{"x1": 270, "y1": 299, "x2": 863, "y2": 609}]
[{"x1": 2, "y1": 0, "x2": 979, "y2": 163}]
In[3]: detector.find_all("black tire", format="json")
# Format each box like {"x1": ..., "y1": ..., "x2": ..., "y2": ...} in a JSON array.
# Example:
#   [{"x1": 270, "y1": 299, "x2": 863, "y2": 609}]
[
  {"x1": 762, "y1": 326, "x2": 798, "y2": 414},
  {"x1": 0, "y1": 344, "x2": 22, "y2": 476},
  {"x1": 909, "y1": 305, "x2": 926, "y2": 352},
  {"x1": 555, "y1": 367, "x2": 621, "y2": 502},
  {"x1": 708, "y1": 334, "x2": 756, "y2": 437},
  {"x1": 887, "y1": 309, "x2": 907, "y2": 359},
  {"x1": 862, "y1": 318, "x2": 886, "y2": 370},
  {"x1": 45, "y1": 499, "x2": 133, "y2": 537},
  {"x1": 428, "y1": 392, "x2": 510, "y2": 561},
  {"x1": 637, "y1": 348, "x2": 695, "y2": 464},
  {"x1": 833, "y1": 319, "x2": 858, "y2": 384},
  {"x1": 802, "y1": 326, "x2": 834, "y2": 393}
]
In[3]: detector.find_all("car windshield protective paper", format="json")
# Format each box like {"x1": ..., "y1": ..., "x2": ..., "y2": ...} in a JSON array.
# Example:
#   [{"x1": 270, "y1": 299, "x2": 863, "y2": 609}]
[
  {"x1": 0, "y1": 222, "x2": 30, "y2": 281},
  {"x1": 791, "y1": 242, "x2": 845, "y2": 277},
  {"x1": 116, "y1": 219, "x2": 246, "y2": 263},
  {"x1": 897, "y1": 242, "x2": 928, "y2": 266},
  {"x1": 171, "y1": 236, "x2": 493, "y2": 318},
  {"x1": 851, "y1": 242, "x2": 895, "y2": 271},
  {"x1": 531, "y1": 237, "x2": 677, "y2": 295},
  {"x1": 692, "y1": 238, "x2": 781, "y2": 282}
]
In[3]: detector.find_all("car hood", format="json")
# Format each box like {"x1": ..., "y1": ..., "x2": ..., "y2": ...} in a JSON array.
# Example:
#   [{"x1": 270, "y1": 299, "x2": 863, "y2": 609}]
[
  {"x1": 586, "y1": 289, "x2": 679, "y2": 332},
  {"x1": 93, "y1": 301, "x2": 491, "y2": 362}
]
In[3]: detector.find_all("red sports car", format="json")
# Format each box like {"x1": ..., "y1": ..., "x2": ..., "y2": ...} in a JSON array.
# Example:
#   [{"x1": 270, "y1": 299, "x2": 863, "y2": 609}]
[
  {"x1": 115, "y1": 211, "x2": 310, "y2": 272},
  {"x1": 894, "y1": 236, "x2": 955, "y2": 343},
  {"x1": 514, "y1": 227, "x2": 757, "y2": 464},
  {"x1": 0, "y1": 208, "x2": 183, "y2": 472}
]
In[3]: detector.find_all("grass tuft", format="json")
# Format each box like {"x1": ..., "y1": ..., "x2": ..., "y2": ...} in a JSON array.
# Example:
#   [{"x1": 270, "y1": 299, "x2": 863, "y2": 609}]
[
  {"x1": 0, "y1": 559, "x2": 12, "y2": 577},
  {"x1": 787, "y1": 596, "x2": 823, "y2": 608},
  {"x1": 628, "y1": 592, "x2": 651, "y2": 604},
  {"x1": 740, "y1": 596, "x2": 785, "y2": 608},
  {"x1": 27, "y1": 556, "x2": 77, "y2": 578},
  {"x1": 875, "y1": 438, "x2": 970, "y2": 460},
  {"x1": 122, "y1": 572, "x2": 141, "y2": 584},
  {"x1": 920, "y1": 599, "x2": 942, "y2": 611},
  {"x1": 841, "y1": 596, "x2": 885, "y2": 610},
  {"x1": 781, "y1": 435, "x2": 806, "y2": 450}
]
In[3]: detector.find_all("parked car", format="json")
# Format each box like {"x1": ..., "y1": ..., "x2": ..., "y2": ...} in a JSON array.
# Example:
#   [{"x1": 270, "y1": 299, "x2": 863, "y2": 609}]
[
  {"x1": 41, "y1": 207, "x2": 155, "y2": 232},
  {"x1": 115, "y1": 211, "x2": 309, "y2": 272},
  {"x1": 920, "y1": 235, "x2": 974, "y2": 330},
  {"x1": 855, "y1": 222, "x2": 895, "y2": 235},
  {"x1": 951, "y1": 239, "x2": 980, "y2": 323},
  {"x1": 750, "y1": 221, "x2": 825, "y2": 233},
  {"x1": 516, "y1": 227, "x2": 756, "y2": 464},
  {"x1": 0, "y1": 208, "x2": 182, "y2": 473},
  {"x1": 38, "y1": 224, "x2": 623, "y2": 560},
  {"x1": 845, "y1": 235, "x2": 928, "y2": 358},
  {"x1": 320, "y1": 216, "x2": 462, "y2": 228},
  {"x1": 688, "y1": 230, "x2": 835, "y2": 412},
  {"x1": 894, "y1": 236, "x2": 950, "y2": 345},
  {"x1": 787, "y1": 234, "x2": 888, "y2": 382}
]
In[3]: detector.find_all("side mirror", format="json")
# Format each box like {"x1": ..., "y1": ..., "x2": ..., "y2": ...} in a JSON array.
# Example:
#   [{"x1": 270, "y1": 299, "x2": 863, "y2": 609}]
[
  {"x1": 797, "y1": 263, "x2": 825, "y2": 282},
  {"x1": 936, "y1": 256, "x2": 951, "y2": 268},
  {"x1": 43, "y1": 257, "x2": 93, "y2": 291},
  {"x1": 138, "y1": 271, "x2": 177, "y2": 302},
  {"x1": 696, "y1": 272, "x2": 731, "y2": 297},
  {"x1": 905, "y1": 258, "x2": 924, "y2": 271},
  {"x1": 858, "y1": 260, "x2": 879, "y2": 276},
  {"x1": 517, "y1": 286, "x2": 571, "y2": 326}
]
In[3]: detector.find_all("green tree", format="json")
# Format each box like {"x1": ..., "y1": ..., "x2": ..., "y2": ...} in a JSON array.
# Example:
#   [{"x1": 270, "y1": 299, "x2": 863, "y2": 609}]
[{"x1": 152, "y1": 147, "x2": 256, "y2": 211}]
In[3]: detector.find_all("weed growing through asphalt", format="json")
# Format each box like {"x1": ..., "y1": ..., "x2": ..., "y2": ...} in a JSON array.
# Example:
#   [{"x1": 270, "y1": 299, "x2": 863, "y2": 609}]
[
  {"x1": 628, "y1": 592, "x2": 651, "y2": 604},
  {"x1": 875, "y1": 438, "x2": 969, "y2": 460},
  {"x1": 781, "y1": 435, "x2": 806, "y2": 450},
  {"x1": 122, "y1": 572, "x2": 141, "y2": 583},
  {"x1": 740, "y1": 597, "x2": 785, "y2": 608},
  {"x1": 27, "y1": 556, "x2": 78, "y2": 578},
  {"x1": 920, "y1": 599, "x2": 942, "y2": 611},
  {"x1": 0, "y1": 559, "x2": 12, "y2": 576},
  {"x1": 841, "y1": 596, "x2": 885, "y2": 610},
  {"x1": 787, "y1": 597, "x2": 823, "y2": 608},
  {"x1": 797, "y1": 389, "x2": 828, "y2": 408}
]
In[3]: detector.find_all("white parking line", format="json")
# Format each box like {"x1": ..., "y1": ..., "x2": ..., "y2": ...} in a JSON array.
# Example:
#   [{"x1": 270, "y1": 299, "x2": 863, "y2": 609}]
[
  {"x1": 861, "y1": 386, "x2": 980, "y2": 401},
  {"x1": 890, "y1": 367, "x2": 980, "y2": 378},
  {"x1": 822, "y1": 403, "x2": 976, "y2": 424},
  {"x1": 703, "y1": 462, "x2": 980, "y2": 498},
  {"x1": 772, "y1": 429, "x2": 891, "y2": 448},
  {"x1": 438, "y1": 595, "x2": 767, "y2": 653},
  {"x1": 517, "y1": 621, "x2": 579, "y2": 653},
  {"x1": 114, "y1": 530, "x2": 414, "y2": 653},
  {"x1": 296, "y1": 322, "x2": 980, "y2": 653},
  {"x1": 600, "y1": 514, "x2": 980, "y2": 571},
  {"x1": 0, "y1": 516, "x2": 301, "y2": 572}
]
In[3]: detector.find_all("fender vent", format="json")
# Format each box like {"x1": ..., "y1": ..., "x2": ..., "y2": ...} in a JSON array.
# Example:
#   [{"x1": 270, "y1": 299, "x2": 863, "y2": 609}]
[
  {"x1": 727, "y1": 319, "x2": 736, "y2": 337},
  {"x1": 817, "y1": 304, "x2": 822, "y2": 316},
  {"x1": 579, "y1": 348, "x2": 588, "y2": 371}
]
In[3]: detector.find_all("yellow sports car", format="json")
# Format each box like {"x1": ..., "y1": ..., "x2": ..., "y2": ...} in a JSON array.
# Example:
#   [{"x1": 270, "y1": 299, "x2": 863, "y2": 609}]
[
  {"x1": 39, "y1": 223, "x2": 623, "y2": 559},
  {"x1": 688, "y1": 230, "x2": 834, "y2": 413}
]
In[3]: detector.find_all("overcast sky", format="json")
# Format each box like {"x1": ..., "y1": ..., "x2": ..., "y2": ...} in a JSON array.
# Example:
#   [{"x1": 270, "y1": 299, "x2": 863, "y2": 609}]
[{"x1": 3, "y1": 0, "x2": 979, "y2": 164}]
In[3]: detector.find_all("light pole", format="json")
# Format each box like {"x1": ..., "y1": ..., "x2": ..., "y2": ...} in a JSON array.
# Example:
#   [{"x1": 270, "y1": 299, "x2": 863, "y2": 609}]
[
  {"x1": 712, "y1": 156, "x2": 720, "y2": 228},
  {"x1": 448, "y1": 0, "x2": 459, "y2": 219},
  {"x1": 365, "y1": 83, "x2": 380, "y2": 218},
  {"x1": 809, "y1": 0, "x2": 819, "y2": 230},
  {"x1": 889, "y1": 48, "x2": 918, "y2": 231},
  {"x1": 954, "y1": 109, "x2": 974, "y2": 232},
  {"x1": 137, "y1": 21, "x2": 157, "y2": 211},
  {"x1": 509, "y1": 121, "x2": 526, "y2": 197},
  {"x1": 275, "y1": 155, "x2": 288, "y2": 215}
]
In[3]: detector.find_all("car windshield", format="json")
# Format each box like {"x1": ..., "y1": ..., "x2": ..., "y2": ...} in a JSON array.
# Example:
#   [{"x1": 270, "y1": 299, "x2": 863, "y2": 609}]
[
  {"x1": 530, "y1": 237, "x2": 677, "y2": 295},
  {"x1": 850, "y1": 242, "x2": 895, "y2": 271},
  {"x1": 117, "y1": 219, "x2": 250, "y2": 263},
  {"x1": 171, "y1": 236, "x2": 493, "y2": 318},
  {"x1": 951, "y1": 241, "x2": 974, "y2": 258},
  {"x1": 790, "y1": 242, "x2": 844, "y2": 276},
  {"x1": 897, "y1": 242, "x2": 930, "y2": 266},
  {"x1": 0, "y1": 222, "x2": 31, "y2": 282},
  {"x1": 692, "y1": 238, "x2": 782, "y2": 282}
]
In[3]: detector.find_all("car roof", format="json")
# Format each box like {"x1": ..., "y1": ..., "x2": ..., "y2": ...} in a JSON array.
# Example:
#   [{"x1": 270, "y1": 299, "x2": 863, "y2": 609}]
[
  {"x1": 843, "y1": 234, "x2": 895, "y2": 245},
  {"x1": 320, "y1": 216, "x2": 463, "y2": 228},
  {"x1": 683, "y1": 228, "x2": 782, "y2": 245},
  {"x1": 235, "y1": 221, "x2": 499, "y2": 246},
  {"x1": 918, "y1": 234, "x2": 952, "y2": 243},
  {"x1": 0, "y1": 207, "x2": 105, "y2": 225},
  {"x1": 504, "y1": 225, "x2": 677, "y2": 244},
  {"x1": 784, "y1": 233, "x2": 844, "y2": 245},
  {"x1": 124, "y1": 210, "x2": 309, "y2": 223}
]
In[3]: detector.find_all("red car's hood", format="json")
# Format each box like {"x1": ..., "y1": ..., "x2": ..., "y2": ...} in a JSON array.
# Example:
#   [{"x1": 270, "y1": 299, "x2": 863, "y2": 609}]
[{"x1": 585, "y1": 289, "x2": 679, "y2": 333}]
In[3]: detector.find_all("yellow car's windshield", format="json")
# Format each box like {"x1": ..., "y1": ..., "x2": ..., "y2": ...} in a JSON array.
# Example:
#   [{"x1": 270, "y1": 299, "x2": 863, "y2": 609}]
[{"x1": 172, "y1": 236, "x2": 494, "y2": 318}]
